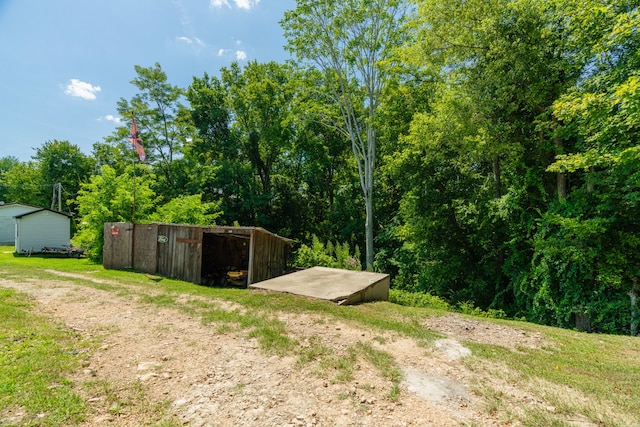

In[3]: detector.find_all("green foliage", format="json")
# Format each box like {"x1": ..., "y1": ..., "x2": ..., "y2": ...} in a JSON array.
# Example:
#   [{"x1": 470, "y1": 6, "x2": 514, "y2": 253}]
[
  {"x1": 388, "y1": 289, "x2": 450, "y2": 311},
  {"x1": 456, "y1": 301, "x2": 508, "y2": 319},
  {"x1": 73, "y1": 165, "x2": 155, "y2": 261},
  {"x1": 0, "y1": 141, "x2": 93, "y2": 212},
  {"x1": 294, "y1": 235, "x2": 361, "y2": 270},
  {"x1": 34, "y1": 140, "x2": 95, "y2": 213},
  {"x1": 376, "y1": 0, "x2": 640, "y2": 334},
  {"x1": 149, "y1": 194, "x2": 222, "y2": 226},
  {"x1": 1, "y1": 161, "x2": 45, "y2": 207},
  {"x1": 116, "y1": 63, "x2": 189, "y2": 202},
  {"x1": 4, "y1": 0, "x2": 640, "y2": 336},
  {"x1": 186, "y1": 62, "x2": 319, "y2": 236},
  {"x1": 0, "y1": 288, "x2": 86, "y2": 426},
  {"x1": 282, "y1": 0, "x2": 407, "y2": 269},
  {"x1": 0, "y1": 156, "x2": 20, "y2": 202}
]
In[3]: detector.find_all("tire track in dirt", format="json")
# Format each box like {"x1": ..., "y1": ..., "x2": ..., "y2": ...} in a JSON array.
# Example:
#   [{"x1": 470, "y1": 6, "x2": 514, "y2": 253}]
[{"x1": 1, "y1": 273, "x2": 519, "y2": 426}]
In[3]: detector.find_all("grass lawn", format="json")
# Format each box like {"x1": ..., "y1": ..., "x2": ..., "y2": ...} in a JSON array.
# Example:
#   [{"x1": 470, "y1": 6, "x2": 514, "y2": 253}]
[{"x1": 1, "y1": 245, "x2": 639, "y2": 426}]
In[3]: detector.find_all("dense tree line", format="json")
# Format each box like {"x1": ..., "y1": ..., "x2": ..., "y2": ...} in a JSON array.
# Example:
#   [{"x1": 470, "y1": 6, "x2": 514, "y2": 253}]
[{"x1": 1, "y1": 0, "x2": 638, "y2": 335}]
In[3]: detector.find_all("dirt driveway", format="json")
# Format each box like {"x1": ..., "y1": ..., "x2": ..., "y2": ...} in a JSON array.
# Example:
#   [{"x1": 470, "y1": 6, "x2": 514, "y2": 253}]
[{"x1": 0, "y1": 271, "x2": 548, "y2": 426}]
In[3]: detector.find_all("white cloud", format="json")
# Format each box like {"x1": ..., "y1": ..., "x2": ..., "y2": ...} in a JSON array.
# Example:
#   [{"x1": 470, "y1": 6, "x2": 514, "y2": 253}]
[
  {"x1": 235, "y1": 50, "x2": 247, "y2": 60},
  {"x1": 210, "y1": 0, "x2": 260, "y2": 10},
  {"x1": 234, "y1": 0, "x2": 260, "y2": 10},
  {"x1": 218, "y1": 48, "x2": 229, "y2": 56},
  {"x1": 100, "y1": 115, "x2": 121, "y2": 124},
  {"x1": 177, "y1": 36, "x2": 205, "y2": 46},
  {"x1": 210, "y1": 0, "x2": 230, "y2": 7},
  {"x1": 64, "y1": 79, "x2": 101, "y2": 100}
]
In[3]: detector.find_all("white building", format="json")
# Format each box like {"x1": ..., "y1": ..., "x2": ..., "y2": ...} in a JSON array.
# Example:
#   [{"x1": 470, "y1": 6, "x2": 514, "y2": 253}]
[
  {"x1": 14, "y1": 208, "x2": 72, "y2": 253},
  {"x1": 0, "y1": 202, "x2": 42, "y2": 244}
]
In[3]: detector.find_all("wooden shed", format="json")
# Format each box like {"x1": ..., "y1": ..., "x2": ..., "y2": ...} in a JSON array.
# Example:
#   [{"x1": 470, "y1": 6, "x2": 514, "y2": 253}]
[
  {"x1": 103, "y1": 222, "x2": 295, "y2": 286},
  {"x1": 14, "y1": 208, "x2": 72, "y2": 253}
]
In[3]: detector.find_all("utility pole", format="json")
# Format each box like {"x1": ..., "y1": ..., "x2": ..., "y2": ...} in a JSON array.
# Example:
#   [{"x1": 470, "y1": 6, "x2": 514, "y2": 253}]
[{"x1": 50, "y1": 182, "x2": 62, "y2": 211}]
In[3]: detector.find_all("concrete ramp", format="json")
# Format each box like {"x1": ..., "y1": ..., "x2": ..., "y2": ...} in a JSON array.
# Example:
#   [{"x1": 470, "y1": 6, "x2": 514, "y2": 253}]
[{"x1": 249, "y1": 266, "x2": 390, "y2": 305}]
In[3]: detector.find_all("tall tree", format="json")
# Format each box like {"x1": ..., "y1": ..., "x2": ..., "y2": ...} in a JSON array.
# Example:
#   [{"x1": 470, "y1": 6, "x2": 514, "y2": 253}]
[
  {"x1": 538, "y1": 1, "x2": 640, "y2": 334},
  {"x1": 116, "y1": 63, "x2": 189, "y2": 200},
  {"x1": 220, "y1": 61, "x2": 295, "y2": 199},
  {"x1": 390, "y1": 0, "x2": 583, "y2": 309},
  {"x1": 186, "y1": 63, "x2": 296, "y2": 229},
  {"x1": 2, "y1": 141, "x2": 93, "y2": 212},
  {"x1": 33, "y1": 140, "x2": 94, "y2": 213},
  {"x1": 282, "y1": 0, "x2": 407, "y2": 269},
  {"x1": 1, "y1": 161, "x2": 44, "y2": 207}
]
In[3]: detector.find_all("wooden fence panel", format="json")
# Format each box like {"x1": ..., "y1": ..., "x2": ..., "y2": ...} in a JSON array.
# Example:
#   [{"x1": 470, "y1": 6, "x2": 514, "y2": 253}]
[
  {"x1": 103, "y1": 222, "x2": 133, "y2": 270},
  {"x1": 156, "y1": 224, "x2": 203, "y2": 283},
  {"x1": 133, "y1": 223, "x2": 158, "y2": 274}
]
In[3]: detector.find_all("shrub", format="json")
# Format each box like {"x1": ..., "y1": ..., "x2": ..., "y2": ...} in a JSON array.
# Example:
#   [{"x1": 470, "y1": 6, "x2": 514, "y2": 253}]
[{"x1": 294, "y1": 235, "x2": 361, "y2": 270}]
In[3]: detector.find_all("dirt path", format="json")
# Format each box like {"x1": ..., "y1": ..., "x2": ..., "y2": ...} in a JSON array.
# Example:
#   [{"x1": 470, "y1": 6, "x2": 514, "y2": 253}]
[{"x1": 0, "y1": 272, "x2": 546, "y2": 426}]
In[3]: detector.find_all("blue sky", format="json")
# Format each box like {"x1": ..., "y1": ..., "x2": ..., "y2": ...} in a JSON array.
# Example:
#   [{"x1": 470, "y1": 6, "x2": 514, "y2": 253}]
[{"x1": 0, "y1": 0, "x2": 296, "y2": 162}]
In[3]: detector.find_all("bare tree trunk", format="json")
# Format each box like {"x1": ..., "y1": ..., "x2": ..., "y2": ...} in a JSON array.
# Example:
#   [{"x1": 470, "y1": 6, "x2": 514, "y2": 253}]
[
  {"x1": 364, "y1": 182, "x2": 374, "y2": 271},
  {"x1": 555, "y1": 134, "x2": 567, "y2": 200},
  {"x1": 630, "y1": 279, "x2": 639, "y2": 336},
  {"x1": 362, "y1": 124, "x2": 376, "y2": 270}
]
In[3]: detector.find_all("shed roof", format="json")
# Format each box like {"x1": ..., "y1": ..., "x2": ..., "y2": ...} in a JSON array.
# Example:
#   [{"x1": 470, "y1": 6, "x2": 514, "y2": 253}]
[
  {"x1": 0, "y1": 202, "x2": 44, "y2": 211},
  {"x1": 14, "y1": 208, "x2": 73, "y2": 219},
  {"x1": 150, "y1": 222, "x2": 296, "y2": 244}
]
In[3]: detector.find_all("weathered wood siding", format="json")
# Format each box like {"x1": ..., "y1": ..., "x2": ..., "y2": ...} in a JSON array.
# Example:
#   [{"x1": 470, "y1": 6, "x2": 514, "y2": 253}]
[
  {"x1": 103, "y1": 222, "x2": 134, "y2": 269},
  {"x1": 133, "y1": 223, "x2": 158, "y2": 274},
  {"x1": 250, "y1": 229, "x2": 292, "y2": 284},
  {"x1": 103, "y1": 222, "x2": 293, "y2": 285},
  {"x1": 156, "y1": 224, "x2": 203, "y2": 283}
]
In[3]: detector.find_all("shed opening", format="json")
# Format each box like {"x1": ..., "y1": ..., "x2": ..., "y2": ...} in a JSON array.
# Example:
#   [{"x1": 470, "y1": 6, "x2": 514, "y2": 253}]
[{"x1": 201, "y1": 232, "x2": 250, "y2": 287}]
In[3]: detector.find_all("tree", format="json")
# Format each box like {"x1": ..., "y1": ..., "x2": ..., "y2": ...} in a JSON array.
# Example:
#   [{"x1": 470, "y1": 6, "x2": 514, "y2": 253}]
[
  {"x1": 391, "y1": 0, "x2": 639, "y2": 333},
  {"x1": 537, "y1": 2, "x2": 640, "y2": 334},
  {"x1": 74, "y1": 165, "x2": 155, "y2": 261},
  {"x1": 0, "y1": 156, "x2": 21, "y2": 203},
  {"x1": 1, "y1": 141, "x2": 93, "y2": 212},
  {"x1": 221, "y1": 61, "x2": 295, "y2": 199},
  {"x1": 186, "y1": 68, "x2": 277, "y2": 227},
  {"x1": 186, "y1": 62, "x2": 303, "y2": 233},
  {"x1": 116, "y1": 63, "x2": 190, "y2": 201},
  {"x1": 1, "y1": 161, "x2": 43, "y2": 206},
  {"x1": 282, "y1": 0, "x2": 407, "y2": 270},
  {"x1": 33, "y1": 140, "x2": 94, "y2": 213},
  {"x1": 386, "y1": 0, "x2": 590, "y2": 313},
  {"x1": 149, "y1": 194, "x2": 222, "y2": 226}
]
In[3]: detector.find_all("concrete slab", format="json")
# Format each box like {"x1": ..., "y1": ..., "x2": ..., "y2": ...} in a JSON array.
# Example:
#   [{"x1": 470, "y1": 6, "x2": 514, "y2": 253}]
[{"x1": 249, "y1": 266, "x2": 390, "y2": 305}]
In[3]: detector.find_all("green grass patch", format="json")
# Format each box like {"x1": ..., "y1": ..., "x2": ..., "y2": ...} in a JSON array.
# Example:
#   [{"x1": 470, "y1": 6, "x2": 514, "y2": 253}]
[
  {"x1": 465, "y1": 327, "x2": 640, "y2": 426},
  {"x1": 248, "y1": 325, "x2": 298, "y2": 355},
  {"x1": 3, "y1": 244, "x2": 640, "y2": 425},
  {"x1": 355, "y1": 341, "x2": 403, "y2": 399},
  {"x1": 138, "y1": 293, "x2": 177, "y2": 307},
  {"x1": 319, "y1": 346, "x2": 359, "y2": 383},
  {"x1": 0, "y1": 288, "x2": 86, "y2": 426},
  {"x1": 297, "y1": 336, "x2": 333, "y2": 366}
]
